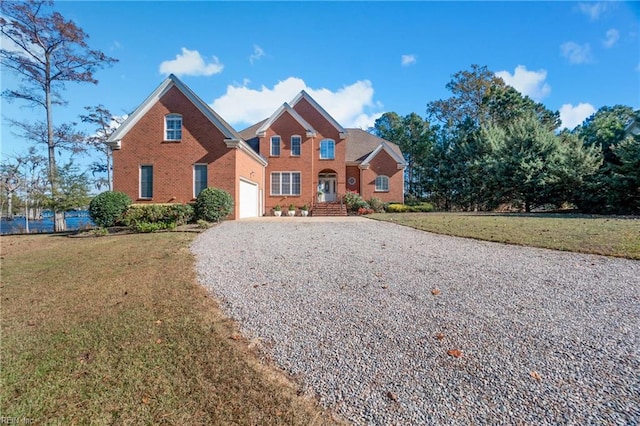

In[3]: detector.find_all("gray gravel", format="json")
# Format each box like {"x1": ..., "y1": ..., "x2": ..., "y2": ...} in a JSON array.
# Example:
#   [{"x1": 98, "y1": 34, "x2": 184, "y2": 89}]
[{"x1": 191, "y1": 217, "x2": 640, "y2": 425}]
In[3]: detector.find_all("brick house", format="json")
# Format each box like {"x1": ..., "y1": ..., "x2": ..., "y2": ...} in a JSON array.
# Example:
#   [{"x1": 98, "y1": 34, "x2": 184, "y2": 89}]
[{"x1": 107, "y1": 74, "x2": 405, "y2": 219}]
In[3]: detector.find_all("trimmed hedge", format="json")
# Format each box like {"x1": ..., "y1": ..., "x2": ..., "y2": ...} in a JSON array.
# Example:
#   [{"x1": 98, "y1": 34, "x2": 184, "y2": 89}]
[
  {"x1": 408, "y1": 202, "x2": 435, "y2": 212},
  {"x1": 89, "y1": 191, "x2": 132, "y2": 228},
  {"x1": 384, "y1": 202, "x2": 435, "y2": 213},
  {"x1": 386, "y1": 203, "x2": 410, "y2": 213},
  {"x1": 122, "y1": 204, "x2": 194, "y2": 228},
  {"x1": 194, "y1": 187, "x2": 233, "y2": 222}
]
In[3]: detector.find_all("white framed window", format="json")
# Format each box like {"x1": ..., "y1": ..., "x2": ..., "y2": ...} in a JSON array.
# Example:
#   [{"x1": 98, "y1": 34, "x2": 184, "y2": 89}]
[
  {"x1": 375, "y1": 175, "x2": 389, "y2": 192},
  {"x1": 194, "y1": 164, "x2": 208, "y2": 197},
  {"x1": 271, "y1": 172, "x2": 301, "y2": 196},
  {"x1": 270, "y1": 136, "x2": 281, "y2": 156},
  {"x1": 140, "y1": 165, "x2": 153, "y2": 198},
  {"x1": 320, "y1": 139, "x2": 335, "y2": 159},
  {"x1": 165, "y1": 114, "x2": 182, "y2": 141},
  {"x1": 291, "y1": 135, "x2": 301, "y2": 156}
]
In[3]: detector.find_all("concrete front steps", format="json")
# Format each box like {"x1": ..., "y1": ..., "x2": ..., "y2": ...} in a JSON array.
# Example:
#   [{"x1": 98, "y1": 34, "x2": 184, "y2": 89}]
[{"x1": 311, "y1": 202, "x2": 348, "y2": 217}]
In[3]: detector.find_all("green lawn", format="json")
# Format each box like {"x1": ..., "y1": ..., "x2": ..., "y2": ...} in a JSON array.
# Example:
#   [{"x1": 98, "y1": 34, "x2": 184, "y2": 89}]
[
  {"x1": 370, "y1": 212, "x2": 640, "y2": 259},
  {"x1": 1, "y1": 233, "x2": 338, "y2": 425}
]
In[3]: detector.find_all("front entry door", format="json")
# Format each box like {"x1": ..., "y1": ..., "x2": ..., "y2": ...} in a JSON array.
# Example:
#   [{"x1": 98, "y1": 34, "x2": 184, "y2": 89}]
[{"x1": 318, "y1": 176, "x2": 336, "y2": 202}]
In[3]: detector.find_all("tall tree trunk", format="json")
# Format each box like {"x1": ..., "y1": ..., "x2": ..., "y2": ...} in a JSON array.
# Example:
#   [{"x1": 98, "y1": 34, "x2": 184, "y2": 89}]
[
  {"x1": 45, "y1": 57, "x2": 64, "y2": 232},
  {"x1": 7, "y1": 192, "x2": 13, "y2": 219}
]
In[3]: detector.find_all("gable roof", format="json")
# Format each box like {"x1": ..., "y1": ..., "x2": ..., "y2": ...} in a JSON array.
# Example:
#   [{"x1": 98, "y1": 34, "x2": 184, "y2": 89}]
[
  {"x1": 345, "y1": 128, "x2": 405, "y2": 167},
  {"x1": 239, "y1": 119, "x2": 267, "y2": 141},
  {"x1": 290, "y1": 90, "x2": 347, "y2": 139},
  {"x1": 256, "y1": 103, "x2": 317, "y2": 137},
  {"x1": 106, "y1": 74, "x2": 266, "y2": 165}
]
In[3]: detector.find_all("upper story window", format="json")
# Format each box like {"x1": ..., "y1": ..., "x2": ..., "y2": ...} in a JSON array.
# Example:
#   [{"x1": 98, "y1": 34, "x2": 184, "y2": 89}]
[
  {"x1": 291, "y1": 135, "x2": 301, "y2": 156},
  {"x1": 319, "y1": 139, "x2": 335, "y2": 160},
  {"x1": 375, "y1": 175, "x2": 389, "y2": 192},
  {"x1": 165, "y1": 114, "x2": 182, "y2": 141},
  {"x1": 271, "y1": 136, "x2": 281, "y2": 156}
]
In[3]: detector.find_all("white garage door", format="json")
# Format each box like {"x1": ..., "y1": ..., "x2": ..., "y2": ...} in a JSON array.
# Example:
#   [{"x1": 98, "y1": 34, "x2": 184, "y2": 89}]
[{"x1": 239, "y1": 179, "x2": 259, "y2": 218}]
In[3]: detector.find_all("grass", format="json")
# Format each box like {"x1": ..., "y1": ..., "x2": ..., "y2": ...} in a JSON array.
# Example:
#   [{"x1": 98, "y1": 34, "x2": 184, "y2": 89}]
[
  {"x1": 370, "y1": 212, "x2": 640, "y2": 259},
  {"x1": 1, "y1": 233, "x2": 338, "y2": 425}
]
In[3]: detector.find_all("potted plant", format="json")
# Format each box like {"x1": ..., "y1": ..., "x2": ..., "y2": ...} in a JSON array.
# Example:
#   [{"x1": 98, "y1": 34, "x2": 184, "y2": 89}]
[
  {"x1": 287, "y1": 203, "x2": 296, "y2": 217},
  {"x1": 273, "y1": 204, "x2": 282, "y2": 217},
  {"x1": 300, "y1": 204, "x2": 309, "y2": 217}
]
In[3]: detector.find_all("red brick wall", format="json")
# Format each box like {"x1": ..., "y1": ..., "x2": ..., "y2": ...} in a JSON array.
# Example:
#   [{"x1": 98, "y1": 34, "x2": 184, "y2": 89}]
[
  {"x1": 112, "y1": 85, "x2": 262, "y2": 219},
  {"x1": 346, "y1": 166, "x2": 360, "y2": 193},
  {"x1": 360, "y1": 149, "x2": 404, "y2": 203},
  {"x1": 258, "y1": 101, "x2": 348, "y2": 212}
]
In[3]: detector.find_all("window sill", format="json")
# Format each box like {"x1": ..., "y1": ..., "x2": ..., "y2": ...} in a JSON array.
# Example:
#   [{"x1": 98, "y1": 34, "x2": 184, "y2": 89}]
[
  {"x1": 319, "y1": 158, "x2": 335, "y2": 161},
  {"x1": 137, "y1": 198, "x2": 153, "y2": 201},
  {"x1": 163, "y1": 140, "x2": 181, "y2": 143},
  {"x1": 374, "y1": 190, "x2": 389, "y2": 193}
]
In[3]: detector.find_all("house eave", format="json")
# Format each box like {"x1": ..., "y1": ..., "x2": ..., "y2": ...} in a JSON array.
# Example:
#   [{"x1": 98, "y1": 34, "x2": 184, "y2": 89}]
[{"x1": 225, "y1": 138, "x2": 268, "y2": 166}]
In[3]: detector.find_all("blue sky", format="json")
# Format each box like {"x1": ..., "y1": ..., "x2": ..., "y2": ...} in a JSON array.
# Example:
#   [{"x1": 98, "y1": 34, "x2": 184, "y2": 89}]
[{"x1": 1, "y1": 1, "x2": 639, "y2": 166}]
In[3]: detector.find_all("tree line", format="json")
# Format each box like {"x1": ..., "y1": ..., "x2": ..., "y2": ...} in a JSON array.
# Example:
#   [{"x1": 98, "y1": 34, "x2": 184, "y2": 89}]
[{"x1": 374, "y1": 65, "x2": 639, "y2": 214}]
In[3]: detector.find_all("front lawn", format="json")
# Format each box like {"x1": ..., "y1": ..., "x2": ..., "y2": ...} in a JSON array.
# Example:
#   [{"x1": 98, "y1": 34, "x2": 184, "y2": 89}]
[
  {"x1": 370, "y1": 212, "x2": 640, "y2": 259},
  {"x1": 0, "y1": 233, "x2": 336, "y2": 424}
]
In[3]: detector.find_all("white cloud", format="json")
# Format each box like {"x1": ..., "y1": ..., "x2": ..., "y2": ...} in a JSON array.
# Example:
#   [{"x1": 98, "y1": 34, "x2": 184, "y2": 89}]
[
  {"x1": 249, "y1": 45, "x2": 265, "y2": 64},
  {"x1": 159, "y1": 48, "x2": 223, "y2": 76},
  {"x1": 603, "y1": 29, "x2": 620, "y2": 48},
  {"x1": 559, "y1": 103, "x2": 596, "y2": 130},
  {"x1": 560, "y1": 42, "x2": 593, "y2": 64},
  {"x1": 495, "y1": 65, "x2": 551, "y2": 101},
  {"x1": 211, "y1": 77, "x2": 384, "y2": 129},
  {"x1": 577, "y1": 2, "x2": 608, "y2": 20},
  {"x1": 401, "y1": 54, "x2": 416, "y2": 66}
]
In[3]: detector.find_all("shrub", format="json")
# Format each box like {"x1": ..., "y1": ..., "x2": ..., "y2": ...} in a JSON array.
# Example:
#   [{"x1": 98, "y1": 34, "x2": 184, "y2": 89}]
[
  {"x1": 133, "y1": 221, "x2": 176, "y2": 233},
  {"x1": 89, "y1": 191, "x2": 132, "y2": 228},
  {"x1": 357, "y1": 207, "x2": 375, "y2": 215},
  {"x1": 344, "y1": 190, "x2": 369, "y2": 212},
  {"x1": 367, "y1": 197, "x2": 386, "y2": 213},
  {"x1": 122, "y1": 204, "x2": 194, "y2": 228},
  {"x1": 386, "y1": 203, "x2": 410, "y2": 213},
  {"x1": 196, "y1": 219, "x2": 211, "y2": 229},
  {"x1": 195, "y1": 187, "x2": 234, "y2": 222},
  {"x1": 408, "y1": 202, "x2": 435, "y2": 213},
  {"x1": 404, "y1": 195, "x2": 421, "y2": 206}
]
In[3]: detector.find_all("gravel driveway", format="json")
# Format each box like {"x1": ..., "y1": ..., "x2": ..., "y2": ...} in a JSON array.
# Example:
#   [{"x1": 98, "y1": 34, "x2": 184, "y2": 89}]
[{"x1": 191, "y1": 217, "x2": 639, "y2": 425}]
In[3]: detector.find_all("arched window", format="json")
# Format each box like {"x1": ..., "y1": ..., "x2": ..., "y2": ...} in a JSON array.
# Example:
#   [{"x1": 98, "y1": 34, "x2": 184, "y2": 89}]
[
  {"x1": 319, "y1": 139, "x2": 335, "y2": 159},
  {"x1": 375, "y1": 175, "x2": 389, "y2": 192},
  {"x1": 165, "y1": 114, "x2": 182, "y2": 141}
]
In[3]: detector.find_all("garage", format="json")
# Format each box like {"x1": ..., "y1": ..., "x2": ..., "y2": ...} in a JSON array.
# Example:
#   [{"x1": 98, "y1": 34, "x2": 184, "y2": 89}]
[{"x1": 239, "y1": 179, "x2": 260, "y2": 218}]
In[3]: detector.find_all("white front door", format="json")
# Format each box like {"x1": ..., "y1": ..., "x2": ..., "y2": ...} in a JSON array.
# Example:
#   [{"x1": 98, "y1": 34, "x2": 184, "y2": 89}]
[{"x1": 318, "y1": 176, "x2": 336, "y2": 202}]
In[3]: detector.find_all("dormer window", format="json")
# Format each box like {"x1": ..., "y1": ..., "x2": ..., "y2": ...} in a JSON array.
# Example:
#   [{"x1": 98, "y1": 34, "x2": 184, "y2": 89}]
[{"x1": 165, "y1": 114, "x2": 182, "y2": 141}]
